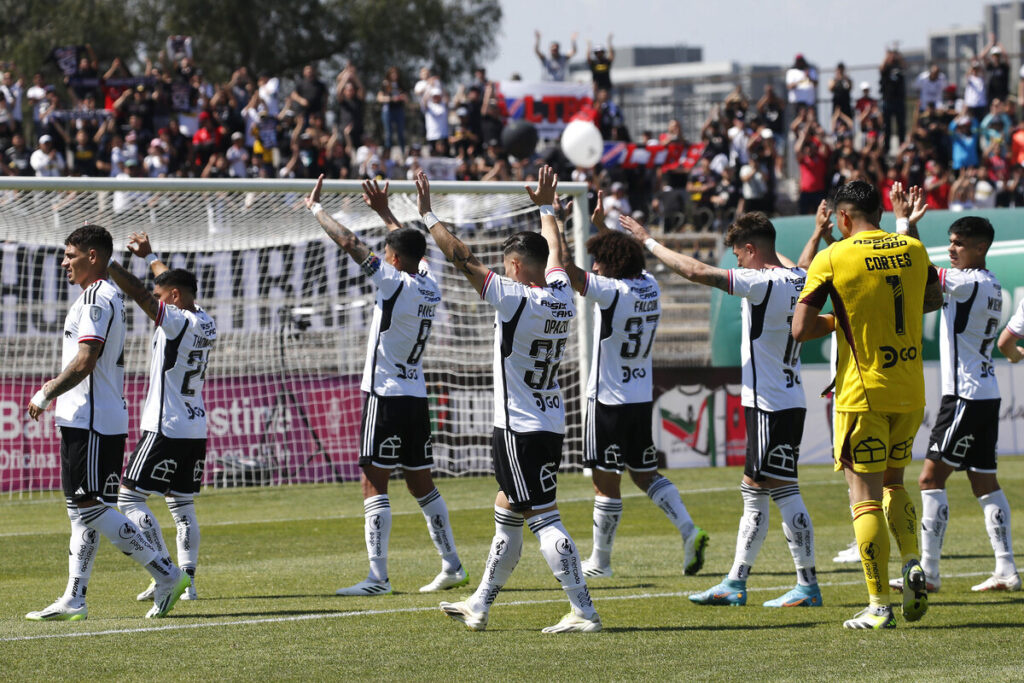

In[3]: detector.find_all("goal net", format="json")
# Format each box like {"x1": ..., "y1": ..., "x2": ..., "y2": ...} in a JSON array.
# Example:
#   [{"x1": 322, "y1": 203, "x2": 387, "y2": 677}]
[{"x1": 0, "y1": 177, "x2": 592, "y2": 495}]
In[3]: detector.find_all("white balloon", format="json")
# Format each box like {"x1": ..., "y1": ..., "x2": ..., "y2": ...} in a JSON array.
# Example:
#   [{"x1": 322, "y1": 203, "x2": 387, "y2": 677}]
[{"x1": 560, "y1": 120, "x2": 603, "y2": 168}]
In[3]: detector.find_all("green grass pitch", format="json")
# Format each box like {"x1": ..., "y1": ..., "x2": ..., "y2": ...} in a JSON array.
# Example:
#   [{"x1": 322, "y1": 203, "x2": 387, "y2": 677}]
[{"x1": 3, "y1": 460, "x2": 1024, "y2": 681}]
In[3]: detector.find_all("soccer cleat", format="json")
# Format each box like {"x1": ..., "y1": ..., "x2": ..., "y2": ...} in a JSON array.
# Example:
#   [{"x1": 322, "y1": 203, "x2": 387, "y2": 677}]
[
  {"x1": 146, "y1": 572, "x2": 191, "y2": 619},
  {"x1": 439, "y1": 600, "x2": 488, "y2": 631},
  {"x1": 688, "y1": 578, "x2": 747, "y2": 606},
  {"x1": 25, "y1": 598, "x2": 87, "y2": 621},
  {"x1": 971, "y1": 573, "x2": 1022, "y2": 592},
  {"x1": 833, "y1": 541, "x2": 860, "y2": 564},
  {"x1": 137, "y1": 579, "x2": 156, "y2": 601},
  {"x1": 541, "y1": 612, "x2": 602, "y2": 633},
  {"x1": 581, "y1": 558, "x2": 613, "y2": 578},
  {"x1": 181, "y1": 573, "x2": 198, "y2": 601},
  {"x1": 335, "y1": 578, "x2": 393, "y2": 596},
  {"x1": 683, "y1": 527, "x2": 710, "y2": 576},
  {"x1": 900, "y1": 559, "x2": 928, "y2": 622},
  {"x1": 889, "y1": 574, "x2": 941, "y2": 593},
  {"x1": 843, "y1": 605, "x2": 896, "y2": 630},
  {"x1": 419, "y1": 566, "x2": 469, "y2": 593},
  {"x1": 762, "y1": 583, "x2": 823, "y2": 607}
]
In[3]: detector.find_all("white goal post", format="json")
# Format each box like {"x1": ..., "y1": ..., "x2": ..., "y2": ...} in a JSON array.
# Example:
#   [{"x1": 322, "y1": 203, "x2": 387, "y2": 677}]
[{"x1": 0, "y1": 176, "x2": 592, "y2": 495}]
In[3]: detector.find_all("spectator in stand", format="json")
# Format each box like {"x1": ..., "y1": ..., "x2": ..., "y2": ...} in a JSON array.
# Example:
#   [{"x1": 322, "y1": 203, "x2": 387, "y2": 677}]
[
  {"x1": 26, "y1": 72, "x2": 50, "y2": 133},
  {"x1": 594, "y1": 88, "x2": 624, "y2": 139},
  {"x1": 1011, "y1": 118, "x2": 1024, "y2": 168},
  {"x1": 30, "y1": 134, "x2": 65, "y2": 176},
  {"x1": 914, "y1": 62, "x2": 947, "y2": 111},
  {"x1": 980, "y1": 99, "x2": 1012, "y2": 156},
  {"x1": 192, "y1": 110, "x2": 222, "y2": 170},
  {"x1": 68, "y1": 128, "x2": 100, "y2": 176},
  {"x1": 983, "y1": 35, "x2": 1010, "y2": 104},
  {"x1": 66, "y1": 45, "x2": 99, "y2": 104},
  {"x1": 452, "y1": 82, "x2": 486, "y2": 142},
  {"x1": 949, "y1": 114, "x2": 979, "y2": 172},
  {"x1": 143, "y1": 138, "x2": 169, "y2": 177},
  {"x1": 879, "y1": 46, "x2": 907, "y2": 149},
  {"x1": 225, "y1": 131, "x2": 249, "y2": 177},
  {"x1": 1, "y1": 70, "x2": 25, "y2": 132},
  {"x1": 738, "y1": 162, "x2": 770, "y2": 214},
  {"x1": 794, "y1": 114, "x2": 829, "y2": 214},
  {"x1": 421, "y1": 86, "x2": 450, "y2": 156},
  {"x1": 4, "y1": 132, "x2": 33, "y2": 175},
  {"x1": 829, "y1": 63, "x2": 852, "y2": 118},
  {"x1": 757, "y1": 84, "x2": 786, "y2": 175},
  {"x1": 602, "y1": 181, "x2": 631, "y2": 230},
  {"x1": 289, "y1": 64, "x2": 327, "y2": 119},
  {"x1": 377, "y1": 66, "x2": 408, "y2": 158},
  {"x1": 335, "y1": 64, "x2": 365, "y2": 152},
  {"x1": 587, "y1": 36, "x2": 614, "y2": 95},
  {"x1": 257, "y1": 71, "x2": 280, "y2": 116},
  {"x1": 964, "y1": 61, "x2": 988, "y2": 122},
  {"x1": 413, "y1": 67, "x2": 438, "y2": 101},
  {"x1": 924, "y1": 159, "x2": 951, "y2": 208},
  {"x1": 535, "y1": 30, "x2": 578, "y2": 81},
  {"x1": 785, "y1": 54, "x2": 817, "y2": 114},
  {"x1": 855, "y1": 81, "x2": 875, "y2": 115}
]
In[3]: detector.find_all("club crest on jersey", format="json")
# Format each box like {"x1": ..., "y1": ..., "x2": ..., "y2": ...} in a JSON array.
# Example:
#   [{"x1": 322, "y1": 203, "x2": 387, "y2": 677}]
[{"x1": 89, "y1": 305, "x2": 102, "y2": 322}]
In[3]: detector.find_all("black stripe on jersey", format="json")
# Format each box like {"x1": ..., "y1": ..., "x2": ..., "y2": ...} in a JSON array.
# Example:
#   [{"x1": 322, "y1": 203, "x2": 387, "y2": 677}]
[
  {"x1": 370, "y1": 284, "x2": 404, "y2": 396},
  {"x1": 747, "y1": 281, "x2": 773, "y2": 404},
  {"x1": 158, "y1": 326, "x2": 188, "y2": 435},
  {"x1": 595, "y1": 292, "x2": 619, "y2": 399},
  {"x1": 500, "y1": 298, "x2": 528, "y2": 427},
  {"x1": 952, "y1": 282, "x2": 979, "y2": 398}
]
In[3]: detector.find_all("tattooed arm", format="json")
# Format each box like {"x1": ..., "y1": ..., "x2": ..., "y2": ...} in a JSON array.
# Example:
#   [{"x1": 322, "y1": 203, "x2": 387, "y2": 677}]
[
  {"x1": 619, "y1": 215, "x2": 730, "y2": 291},
  {"x1": 28, "y1": 341, "x2": 102, "y2": 420},
  {"x1": 108, "y1": 260, "x2": 161, "y2": 322},
  {"x1": 414, "y1": 171, "x2": 490, "y2": 295},
  {"x1": 306, "y1": 174, "x2": 372, "y2": 263}
]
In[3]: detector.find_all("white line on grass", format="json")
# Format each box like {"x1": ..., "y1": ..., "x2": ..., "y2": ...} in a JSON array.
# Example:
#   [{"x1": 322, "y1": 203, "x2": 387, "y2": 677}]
[
  {"x1": 0, "y1": 570, "x2": 990, "y2": 643},
  {"x1": 0, "y1": 479, "x2": 846, "y2": 538}
]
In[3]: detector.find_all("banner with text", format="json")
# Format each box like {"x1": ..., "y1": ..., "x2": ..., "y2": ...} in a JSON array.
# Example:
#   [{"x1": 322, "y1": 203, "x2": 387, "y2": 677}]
[{"x1": 495, "y1": 81, "x2": 593, "y2": 138}]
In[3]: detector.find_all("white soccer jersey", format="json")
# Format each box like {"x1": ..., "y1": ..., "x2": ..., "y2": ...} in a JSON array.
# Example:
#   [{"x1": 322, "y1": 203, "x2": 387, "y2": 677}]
[
  {"x1": 482, "y1": 267, "x2": 575, "y2": 433},
  {"x1": 139, "y1": 302, "x2": 217, "y2": 438},
  {"x1": 728, "y1": 267, "x2": 807, "y2": 411},
  {"x1": 360, "y1": 255, "x2": 440, "y2": 398},
  {"x1": 55, "y1": 279, "x2": 128, "y2": 435},
  {"x1": 582, "y1": 270, "x2": 660, "y2": 405},
  {"x1": 937, "y1": 268, "x2": 1001, "y2": 400}
]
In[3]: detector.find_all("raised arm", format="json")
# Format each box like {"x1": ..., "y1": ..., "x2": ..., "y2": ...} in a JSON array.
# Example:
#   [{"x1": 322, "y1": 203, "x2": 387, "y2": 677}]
[
  {"x1": 565, "y1": 32, "x2": 579, "y2": 60},
  {"x1": 620, "y1": 215, "x2": 729, "y2": 291},
  {"x1": 126, "y1": 231, "x2": 169, "y2": 276},
  {"x1": 890, "y1": 181, "x2": 925, "y2": 239},
  {"x1": 305, "y1": 174, "x2": 372, "y2": 262},
  {"x1": 525, "y1": 165, "x2": 563, "y2": 273},
  {"x1": 553, "y1": 195, "x2": 586, "y2": 293},
  {"x1": 534, "y1": 30, "x2": 545, "y2": 61},
  {"x1": 108, "y1": 260, "x2": 161, "y2": 322},
  {"x1": 798, "y1": 200, "x2": 836, "y2": 269},
  {"x1": 361, "y1": 179, "x2": 402, "y2": 231},
  {"x1": 415, "y1": 171, "x2": 489, "y2": 294}
]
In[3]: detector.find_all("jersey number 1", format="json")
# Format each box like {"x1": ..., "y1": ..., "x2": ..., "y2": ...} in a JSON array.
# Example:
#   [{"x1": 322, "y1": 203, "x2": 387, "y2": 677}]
[{"x1": 885, "y1": 274, "x2": 906, "y2": 335}]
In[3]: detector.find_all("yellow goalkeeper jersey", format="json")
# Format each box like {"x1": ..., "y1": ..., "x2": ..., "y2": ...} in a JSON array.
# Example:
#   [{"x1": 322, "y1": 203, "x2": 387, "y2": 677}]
[{"x1": 799, "y1": 229, "x2": 936, "y2": 413}]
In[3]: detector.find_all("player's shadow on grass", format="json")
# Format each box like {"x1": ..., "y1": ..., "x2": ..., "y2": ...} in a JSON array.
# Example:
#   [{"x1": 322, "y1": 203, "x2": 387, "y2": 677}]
[{"x1": 599, "y1": 622, "x2": 817, "y2": 633}]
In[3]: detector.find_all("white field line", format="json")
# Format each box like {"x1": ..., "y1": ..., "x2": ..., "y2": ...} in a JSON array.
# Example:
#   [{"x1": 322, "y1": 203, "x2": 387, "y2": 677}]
[
  {"x1": 0, "y1": 480, "x2": 847, "y2": 538},
  {"x1": 0, "y1": 570, "x2": 991, "y2": 643}
]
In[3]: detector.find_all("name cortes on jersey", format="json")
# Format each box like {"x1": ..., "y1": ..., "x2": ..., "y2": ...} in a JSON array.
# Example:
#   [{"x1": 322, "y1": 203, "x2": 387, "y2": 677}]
[
  {"x1": 361, "y1": 258, "x2": 440, "y2": 398},
  {"x1": 938, "y1": 268, "x2": 1001, "y2": 400},
  {"x1": 728, "y1": 267, "x2": 807, "y2": 411},
  {"x1": 483, "y1": 267, "x2": 575, "y2": 434},
  {"x1": 582, "y1": 271, "x2": 660, "y2": 405},
  {"x1": 55, "y1": 279, "x2": 129, "y2": 436},
  {"x1": 139, "y1": 301, "x2": 217, "y2": 439}
]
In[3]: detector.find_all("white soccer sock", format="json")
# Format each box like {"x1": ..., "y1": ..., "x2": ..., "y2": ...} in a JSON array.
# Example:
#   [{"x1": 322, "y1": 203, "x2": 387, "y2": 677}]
[
  {"x1": 528, "y1": 510, "x2": 597, "y2": 619},
  {"x1": 590, "y1": 495, "x2": 622, "y2": 567},
  {"x1": 467, "y1": 506, "x2": 524, "y2": 613},
  {"x1": 920, "y1": 488, "x2": 948, "y2": 578},
  {"x1": 79, "y1": 504, "x2": 179, "y2": 582},
  {"x1": 416, "y1": 488, "x2": 460, "y2": 573},
  {"x1": 118, "y1": 488, "x2": 170, "y2": 559},
  {"x1": 363, "y1": 494, "x2": 391, "y2": 582},
  {"x1": 978, "y1": 489, "x2": 1017, "y2": 577},
  {"x1": 771, "y1": 484, "x2": 817, "y2": 586},
  {"x1": 727, "y1": 483, "x2": 770, "y2": 582},
  {"x1": 64, "y1": 503, "x2": 98, "y2": 605},
  {"x1": 647, "y1": 475, "x2": 696, "y2": 541},
  {"x1": 166, "y1": 494, "x2": 200, "y2": 573}
]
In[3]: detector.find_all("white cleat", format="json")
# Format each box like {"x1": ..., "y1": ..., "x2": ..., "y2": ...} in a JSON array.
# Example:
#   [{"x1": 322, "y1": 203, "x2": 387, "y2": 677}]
[
  {"x1": 419, "y1": 566, "x2": 469, "y2": 593},
  {"x1": 581, "y1": 558, "x2": 613, "y2": 578},
  {"x1": 146, "y1": 572, "x2": 191, "y2": 619},
  {"x1": 335, "y1": 578, "x2": 392, "y2": 596},
  {"x1": 833, "y1": 542, "x2": 860, "y2": 564},
  {"x1": 541, "y1": 612, "x2": 603, "y2": 633},
  {"x1": 181, "y1": 577, "x2": 198, "y2": 601},
  {"x1": 137, "y1": 580, "x2": 156, "y2": 601},
  {"x1": 889, "y1": 574, "x2": 941, "y2": 594},
  {"x1": 439, "y1": 600, "x2": 488, "y2": 631},
  {"x1": 25, "y1": 598, "x2": 87, "y2": 621},
  {"x1": 972, "y1": 573, "x2": 1022, "y2": 592}
]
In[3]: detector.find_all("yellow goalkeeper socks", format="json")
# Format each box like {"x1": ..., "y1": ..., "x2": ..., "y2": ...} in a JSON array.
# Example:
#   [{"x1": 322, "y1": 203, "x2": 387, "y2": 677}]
[
  {"x1": 852, "y1": 500, "x2": 889, "y2": 607},
  {"x1": 883, "y1": 484, "x2": 920, "y2": 564}
]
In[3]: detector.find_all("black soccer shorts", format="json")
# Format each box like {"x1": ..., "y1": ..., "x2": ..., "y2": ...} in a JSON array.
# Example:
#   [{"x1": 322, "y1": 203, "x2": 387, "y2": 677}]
[
  {"x1": 60, "y1": 427, "x2": 126, "y2": 504},
  {"x1": 122, "y1": 431, "x2": 207, "y2": 495},
  {"x1": 584, "y1": 398, "x2": 658, "y2": 473},
  {"x1": 492, "y1": 427, "x2": 563, "y2": 511},
  {"x1": 926, "y1": 396, "x2": 1000, "y2": 473},
  {"x1": 744, "y1": 406, "x2": 806, "y2": 482},
  {"x1": 359, "y1": 392, "x2": 434, "y2": 470}
]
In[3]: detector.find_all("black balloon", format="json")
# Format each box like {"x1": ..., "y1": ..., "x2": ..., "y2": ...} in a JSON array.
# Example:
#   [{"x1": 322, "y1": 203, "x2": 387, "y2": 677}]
[{"x1": 501, "y1": 120, "x2": 539, "y2": 158}]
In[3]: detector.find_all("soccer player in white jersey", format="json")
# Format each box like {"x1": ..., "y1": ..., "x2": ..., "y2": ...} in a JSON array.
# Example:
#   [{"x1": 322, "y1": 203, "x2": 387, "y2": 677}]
[
  {"x1": 621, "y1": 212, "x2": 822, "y2": 608},
  {"x1": 419, "y1": 167, "x2": 601, "y2": 633},
  {"x1": 26, "y1": 225, "x2": 190, "y2": 621},
  {"x1": 887, "y1": 215, "x2": 1020, "y2": 594},
  {"x1": 107, "y1": 232, "x2": 216, "y2": 603},
  {"x1": 307, "y1": 175, "x2": 466, "y2": 596},
  {"x1": 550, "y1": 196, "x2": 708, "y2": 578}
]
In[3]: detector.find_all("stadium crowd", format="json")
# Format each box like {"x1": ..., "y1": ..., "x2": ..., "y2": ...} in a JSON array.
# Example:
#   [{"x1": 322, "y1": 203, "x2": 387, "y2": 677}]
[{"x1": 4, "y1": 33, "x2": 1024, "y2": 225}]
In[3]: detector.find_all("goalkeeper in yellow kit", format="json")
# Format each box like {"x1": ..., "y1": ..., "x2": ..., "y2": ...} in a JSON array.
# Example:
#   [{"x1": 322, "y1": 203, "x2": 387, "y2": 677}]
[{"x1": 792, "y1": 181, "x2": 942, "y2": 629}]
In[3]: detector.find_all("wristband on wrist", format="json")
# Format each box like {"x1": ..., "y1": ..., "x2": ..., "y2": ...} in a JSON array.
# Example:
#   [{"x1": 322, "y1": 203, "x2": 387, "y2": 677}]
[
  {"x1": 31, "y1": 388, "x2": 51, "y2": 410},
  {"x1": 643, "y1": 237, "x2": 661, "y2": 252},
  {"x1": 309, "y1": 202, "x2": 324, "y2": 218},
  {"x1": 539, "y1": 205, "x2": 555, "y2": 217},
  {"x1": 145, "y1": 253, "x2": 158, "y2": 265},
  {"x1": 895, "y1": 217, "x2": 910, "y2": 234},
  {"x1": 423, "y1": 212, "x2": 440, "y2": 228}
]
